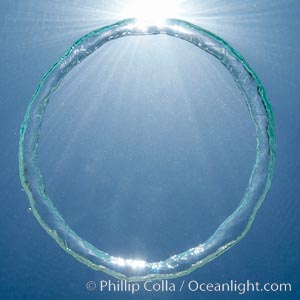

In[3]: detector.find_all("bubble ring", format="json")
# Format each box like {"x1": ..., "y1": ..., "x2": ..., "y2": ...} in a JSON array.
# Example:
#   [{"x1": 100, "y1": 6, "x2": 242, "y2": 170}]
[{"x1": 19, "y1": 18, "x2": 275, "y2": 281}]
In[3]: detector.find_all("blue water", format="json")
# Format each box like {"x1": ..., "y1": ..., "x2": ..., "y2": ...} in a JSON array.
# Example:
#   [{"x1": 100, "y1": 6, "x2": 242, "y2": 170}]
[{"x1": 1, "y1": 1, "x2": 300, "y2": 299}]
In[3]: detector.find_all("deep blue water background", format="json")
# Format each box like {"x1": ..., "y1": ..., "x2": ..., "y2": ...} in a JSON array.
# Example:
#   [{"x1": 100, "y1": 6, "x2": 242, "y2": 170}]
[{"x1": 1, "y1": 1, "x2": 300, "y2": 299}]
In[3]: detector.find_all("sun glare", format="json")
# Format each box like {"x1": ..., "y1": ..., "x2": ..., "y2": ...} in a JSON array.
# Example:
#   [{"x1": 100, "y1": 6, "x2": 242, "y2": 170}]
[{"x1": 121, "y1": 0, "x2": 183, "y2": 23}]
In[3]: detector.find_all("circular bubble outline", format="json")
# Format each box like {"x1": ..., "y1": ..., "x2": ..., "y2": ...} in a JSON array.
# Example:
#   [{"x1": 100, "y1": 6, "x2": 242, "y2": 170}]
[{"x1": 19, "y1": 18, "x2": 275, "y2": 281}]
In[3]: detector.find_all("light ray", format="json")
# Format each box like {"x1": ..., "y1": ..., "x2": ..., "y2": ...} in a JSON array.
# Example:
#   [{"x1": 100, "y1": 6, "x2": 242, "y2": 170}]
[{"x1": 119, "y1": 0, "x2": 184, "y2": 23}]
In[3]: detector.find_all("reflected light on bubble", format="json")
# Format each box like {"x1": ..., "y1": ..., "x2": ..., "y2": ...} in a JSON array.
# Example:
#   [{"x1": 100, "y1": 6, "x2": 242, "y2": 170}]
[{"x1": 111, "y1": 257, "x2": 147, "y2": 269}]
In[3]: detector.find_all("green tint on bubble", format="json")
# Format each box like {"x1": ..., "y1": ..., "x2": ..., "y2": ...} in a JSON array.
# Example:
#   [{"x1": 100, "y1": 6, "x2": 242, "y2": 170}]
[{"x1": 19, "y1": 18, "x2": 275, "y2": 281}]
